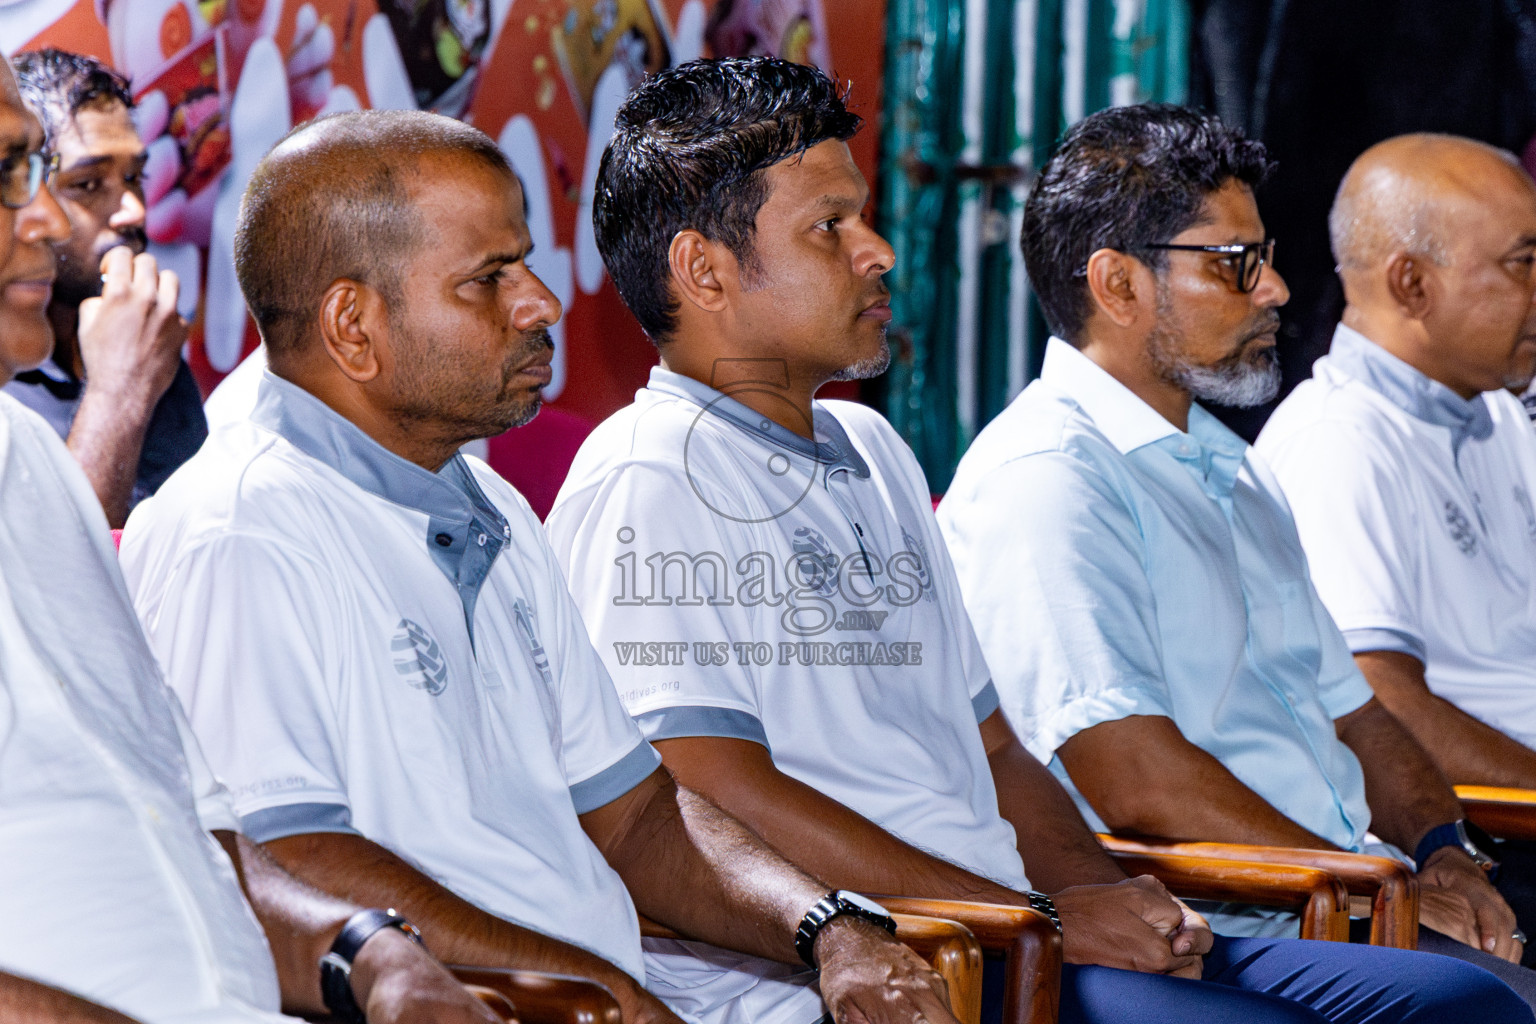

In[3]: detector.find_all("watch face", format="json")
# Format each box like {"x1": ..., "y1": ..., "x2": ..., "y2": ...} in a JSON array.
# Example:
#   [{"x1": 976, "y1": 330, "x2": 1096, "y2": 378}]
[{"x1": 836, "y1": 891, "x2": 890, "y2": 917}]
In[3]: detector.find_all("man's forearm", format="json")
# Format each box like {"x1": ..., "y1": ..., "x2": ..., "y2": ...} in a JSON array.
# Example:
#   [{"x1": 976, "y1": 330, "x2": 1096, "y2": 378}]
[
  {"x1": 981, "y1": 710, "x2": 1127, "y2": 891},
  {"x1": 1057, "y1": 714, "x2": 1339, "y2": 849},
  {"x1": 1356, "y1": 651, "x2": 1536, "y2": 788},
  {"x1": 0, "y1": 973, "x2": 138, "y2": 1024},
  {"x1": 584, "y1": 770, "x2": 834, "y2": 963},
  {"x1": 66, "y1": 387, "x2": 155, "y2": 529},
  {"x1": 257, "y1": 831, "x2": 643, "y2": 1000},
  {"x1": 652, "y1": 736, "x2": 1031, "y2": 908},
  {"x1": 1336, "y1": 698, "x2": 1464, "y2": 851}
]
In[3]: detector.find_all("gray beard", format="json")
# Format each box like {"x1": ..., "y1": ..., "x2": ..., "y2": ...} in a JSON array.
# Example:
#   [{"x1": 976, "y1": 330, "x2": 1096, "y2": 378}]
[
  {"x1": 1147, "y1": 322, "x2": 1281, "y2": 409},
  {"x1": 832, "y1": 336, "x2": 892, "y2": 382}
]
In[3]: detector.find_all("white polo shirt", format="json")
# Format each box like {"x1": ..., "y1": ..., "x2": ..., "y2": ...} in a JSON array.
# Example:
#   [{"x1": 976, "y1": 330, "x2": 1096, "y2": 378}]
[
  {"x1": 130, "y1": 373, "x2": 810, "y2": 1021},
  {"x1": 1258, "y1": 324, "x2": 1536, "y2": 749},
  {"x1": 546, "y1": 368, "x2": 1027, "y2": 893},
  {"x1": 0, "y1": 393, "x2": 288, "y2": 1024},
  {"x1": 940, "y1": 339, "x2": 1380, "y2": 936}
]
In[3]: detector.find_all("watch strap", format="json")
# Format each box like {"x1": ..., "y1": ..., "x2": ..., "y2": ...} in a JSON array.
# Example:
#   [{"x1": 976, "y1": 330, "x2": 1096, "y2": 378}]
[
  {"x1": 1025, "y1": 891, "x2": 1063, "y2": 933},
  {"x1": 319, "y1": 908, "x2": 424, "y2": 1023},
  {"x1": 794, "y1": 892, "x2": 897, "y2": 969},
  {"x1": 1413, "y1": 820, "x2": 1497, "y2": 873}
]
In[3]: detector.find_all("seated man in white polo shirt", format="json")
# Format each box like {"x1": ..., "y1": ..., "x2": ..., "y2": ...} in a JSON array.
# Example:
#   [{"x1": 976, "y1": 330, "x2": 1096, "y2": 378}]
[
  {"x1": 1255, "y1": 137, "x2": 1536, "y2": 797},
  {"x1": 121, "y1": 108, "x2": 954, "y2": 1024},
  {"x1": 1255, "y1": 133, "x2": 1536, "y2": 965},
  {"x1": 937, "y1": 103, "x2": 1536, "y2": 999},
  {"x1": 0, "y1": 56, "x2": 503, "y2": 1024},
  {"x1": 546, "y1": 57, "x2": 1531, "y2": 1024}
]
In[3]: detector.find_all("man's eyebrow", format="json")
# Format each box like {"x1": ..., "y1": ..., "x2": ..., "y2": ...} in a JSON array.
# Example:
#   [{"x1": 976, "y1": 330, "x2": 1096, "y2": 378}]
[
  {"x1": 810, "y1": 192, "x2": 868, "y2": 214},
  {"x1": 1509, "y1": 235, "x2": 1536, "y2": 252},
  {"x1": 58, "y1": 153, "x2": 114, "y2": 173},
  {"x1": 469, "y1": 245, "x2": 535, "y2": 270}
]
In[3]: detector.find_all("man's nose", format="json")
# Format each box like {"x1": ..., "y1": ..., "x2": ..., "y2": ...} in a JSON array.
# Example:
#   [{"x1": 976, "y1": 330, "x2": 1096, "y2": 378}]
[
  {"x1": 112, "y1": 185, "x2": 147, "y2": 230},
  {"x1": 1253, "y1": 262, "x2": 1290, "y2": 307}
]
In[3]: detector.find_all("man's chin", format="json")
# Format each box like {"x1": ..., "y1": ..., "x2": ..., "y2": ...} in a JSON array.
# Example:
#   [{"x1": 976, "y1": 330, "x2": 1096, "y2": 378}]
[{"x1": 832, "y1": 338, "x2": 892, "y2": 382}]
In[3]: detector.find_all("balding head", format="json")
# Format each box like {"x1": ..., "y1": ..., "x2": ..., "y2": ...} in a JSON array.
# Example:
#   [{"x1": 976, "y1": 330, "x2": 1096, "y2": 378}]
[
  {"x1": 1329, "y1": 132, "x2": 1536, "y2": 396},
  {"x1": 1330, "y1": 134, "x2": 1527, "y2": 276},
  {"x1": 234, "y1": 109, "x2": 513, "y2": 358}
]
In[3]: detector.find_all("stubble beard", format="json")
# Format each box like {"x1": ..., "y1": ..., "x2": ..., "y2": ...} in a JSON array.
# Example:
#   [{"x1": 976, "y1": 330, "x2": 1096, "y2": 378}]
[
  {"x1": 831, "y1": 331, "x2": 893, "y2": 382},
  {"x1": 389, "y1": 323, "x2": 555, "y2": 442},
  {"x1": 54, "y1": 227, "x2": 149, "y2": 308},
  {"x1": 1147, "y1": 289, "x2": 1281, "y2": 409}
]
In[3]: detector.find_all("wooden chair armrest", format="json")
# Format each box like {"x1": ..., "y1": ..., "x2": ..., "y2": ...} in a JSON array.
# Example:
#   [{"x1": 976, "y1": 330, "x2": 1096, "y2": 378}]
[
  {"x1": 1099, "y1": 835, "x2": 1418, "y2": 948},
  {"x1": 1107, "y1": 849, "x2": 1349, "y2": 942},
  {"x1": 873, "y1": 897, "x2": 1061, "y2": 1024},
  {"x1": 641, "y1": 901, "x2": 1059, "y2": 1024},
  {"x1": 1457, "y1": 785, "x2": 1536, "y2": 841},
  {"x1": 889, "y1": 913, "x2": 984, "y2": 1024},
  {"x1": 449, "y1": 967, "x2": 621, "y2": 1024},
  {"x1": 463, "y1": 986, "x2": 520, "y2": 1020}
]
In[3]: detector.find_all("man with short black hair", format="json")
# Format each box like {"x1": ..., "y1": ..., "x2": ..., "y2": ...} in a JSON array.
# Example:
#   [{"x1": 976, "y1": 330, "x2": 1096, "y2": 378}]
[
  {"x1": 548, "y1": 60, "x2": 1529, "y2": 1024},
  {"x1": 939, "y1": 102, "x2": 1536, "y2": 997},
  {"x1": 6, "y1": 48, "x2": 203, "y2": 528},
  {"x1": 124, "y1": 106, "x2": 955, "y2": 1024}
]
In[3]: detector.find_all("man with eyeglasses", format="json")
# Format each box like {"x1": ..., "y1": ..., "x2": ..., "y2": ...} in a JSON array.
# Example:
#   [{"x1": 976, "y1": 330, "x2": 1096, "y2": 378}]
[
  {"x1": 938, "y1": 104, "x2": 1536, "y2": 998},
  {"x1": 4, "y1": 49, "x2": 199, "y2": 529},
  {"x1": 1256, "y1": 134, "x2": 1536, "y2": 963}
]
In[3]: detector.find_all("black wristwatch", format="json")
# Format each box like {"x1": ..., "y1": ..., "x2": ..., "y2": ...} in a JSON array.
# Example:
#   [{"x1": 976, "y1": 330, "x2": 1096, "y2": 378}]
[
  {"x1": 1413, "y1": 819, "x2": 1498, "y2": 874},
  {"x1": 794, "y1": 890, "x2": 897, "y2": 969},
  {"x1": 319, "y1": 908, "x2": 424, "y2": 1023},
  {"x1": 1025, "y1": 891, "x2": 1063, "y2": 933}
]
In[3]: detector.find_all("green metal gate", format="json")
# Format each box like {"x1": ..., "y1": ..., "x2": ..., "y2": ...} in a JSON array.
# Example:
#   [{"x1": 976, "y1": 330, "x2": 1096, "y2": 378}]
[{"x1": 877, "y1": 0, "x2": 1191, "y2": 491}]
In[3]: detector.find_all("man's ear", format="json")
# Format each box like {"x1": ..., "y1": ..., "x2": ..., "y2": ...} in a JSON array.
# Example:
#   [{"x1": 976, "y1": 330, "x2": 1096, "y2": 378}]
[
  {"x1": 667, "y1": 229, "x2": 732, "y2": 314},
  {"x1": 1385, "y1": 251, "x2": 1433, "y2": 320},
  {"x1": 1083, "y1": 248, "x2": 1146, "y2": 328},
  {"x1": 318, "y1": 279, "x2": 385, "y2": 383}
]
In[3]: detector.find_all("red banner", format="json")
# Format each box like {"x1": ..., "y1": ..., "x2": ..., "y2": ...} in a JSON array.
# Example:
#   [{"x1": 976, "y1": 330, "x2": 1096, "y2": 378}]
[{"x1": 0, "y1": 0, "x2": 887, "y2": 428}]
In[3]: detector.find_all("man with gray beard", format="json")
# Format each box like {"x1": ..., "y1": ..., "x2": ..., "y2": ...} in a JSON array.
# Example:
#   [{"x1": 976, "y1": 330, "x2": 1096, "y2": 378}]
[{"x1": 938, "y1": 104, "x2": 1536, "y2": 999}]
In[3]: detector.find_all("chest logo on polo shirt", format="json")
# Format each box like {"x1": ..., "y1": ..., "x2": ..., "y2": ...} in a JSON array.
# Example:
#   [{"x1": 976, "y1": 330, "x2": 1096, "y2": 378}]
[
  {"x1": 1443, "y1": 499, "x2": 1478, "y2": 557},
  {"x1": 391, "y1": 619, "x2": 449, "y2": 695},
  {"x1": 790, "y1": 528, "x2": 840, "y2": 597}
]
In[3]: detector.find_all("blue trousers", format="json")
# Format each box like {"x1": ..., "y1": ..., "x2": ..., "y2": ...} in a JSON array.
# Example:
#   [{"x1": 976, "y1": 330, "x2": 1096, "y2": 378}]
[{"x1": 981, "y1": 935, "x2": 1532, "y2": 1024}]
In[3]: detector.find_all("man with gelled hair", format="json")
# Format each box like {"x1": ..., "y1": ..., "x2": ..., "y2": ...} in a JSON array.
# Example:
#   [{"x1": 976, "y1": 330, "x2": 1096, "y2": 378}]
[
  {"x1": 548, "y1": 57, "x2": 1529, "y2": 1024},
  {"x1": 124, "y1": 106, "x2": 957, "y2": 1024}
]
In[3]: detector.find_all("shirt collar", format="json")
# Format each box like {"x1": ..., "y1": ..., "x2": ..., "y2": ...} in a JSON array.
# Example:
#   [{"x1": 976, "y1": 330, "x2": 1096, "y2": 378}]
[
  {"x1": 646, "y1": 365, "x2": 869, "y2": 477},
  {"x1": 1041, "y1": 336, "x2": 1248, "y2": 498},
  {"x1": 251, "y1": 371, "x2": 509, "y2": 638},
  {"x1": 1326, "y1": 322, "x2": 1494, "y2": 456}
]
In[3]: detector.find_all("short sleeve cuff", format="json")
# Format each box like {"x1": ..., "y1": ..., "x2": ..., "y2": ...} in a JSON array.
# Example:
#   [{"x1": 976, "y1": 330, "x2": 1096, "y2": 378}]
[
  {"x1": 633, "y1": 705, "x2": 771, "y2": 751},
  {"x1": 1342, "y1": 627, "x2": 1426, "y2": 662},
  {"x1": 971, "y1": 681, "x2": 1000, "y2": 724},
  {"x1": 569, "y1": 740, "x2": 663, "y2": 814},
  {"x1": 239, "y1": 802, "x2": 361, "y2": 843},
  {"x1": 1023, "y1": 685, "x2": 1173, "y2": 763}
]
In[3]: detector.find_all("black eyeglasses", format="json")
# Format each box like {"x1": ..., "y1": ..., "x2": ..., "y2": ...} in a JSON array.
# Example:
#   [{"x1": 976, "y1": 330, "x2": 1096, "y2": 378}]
[
  {"x1": 0, "y1": 150, "x2": 58, "y2": 210},
  {"x1": 1133, "y1": 239, "x2": 1276, "y2": 293}
]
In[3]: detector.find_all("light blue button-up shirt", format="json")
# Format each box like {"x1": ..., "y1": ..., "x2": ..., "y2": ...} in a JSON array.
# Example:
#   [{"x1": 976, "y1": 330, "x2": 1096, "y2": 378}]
[{"x1": 940, "y1": 339, "x2": 1379, "y2": 931}]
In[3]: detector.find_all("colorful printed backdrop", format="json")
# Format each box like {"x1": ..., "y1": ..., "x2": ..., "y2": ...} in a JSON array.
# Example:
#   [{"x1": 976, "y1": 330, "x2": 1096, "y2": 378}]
[{"x1": 0, "y1": 0, "x2": 887, "y2": 427}]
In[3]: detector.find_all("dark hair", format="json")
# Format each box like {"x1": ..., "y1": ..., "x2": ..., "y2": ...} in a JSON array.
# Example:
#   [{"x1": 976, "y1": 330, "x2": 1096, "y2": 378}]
[
  {"x1": 1021, "y1": 103, "x2": 1273, "y2": 343},
  {"x1": 593, "y1": 56, "x2": 862, "y2": 344},
  {"x1": 12, "y1": 48, "x2": 134, "y2": 147},
  {"x1": 235, "y1": 109, "x2": 512, "y2": 356}
]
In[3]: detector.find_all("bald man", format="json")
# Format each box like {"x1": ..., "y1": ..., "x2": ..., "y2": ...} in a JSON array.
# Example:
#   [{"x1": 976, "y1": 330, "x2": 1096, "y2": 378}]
[
  {"x1": 1256, "y1": 132, "x2": 1536, "y2": 962},
  {"x1": 121, "y1": 108, "x2": 956, "y2": 1024}
]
